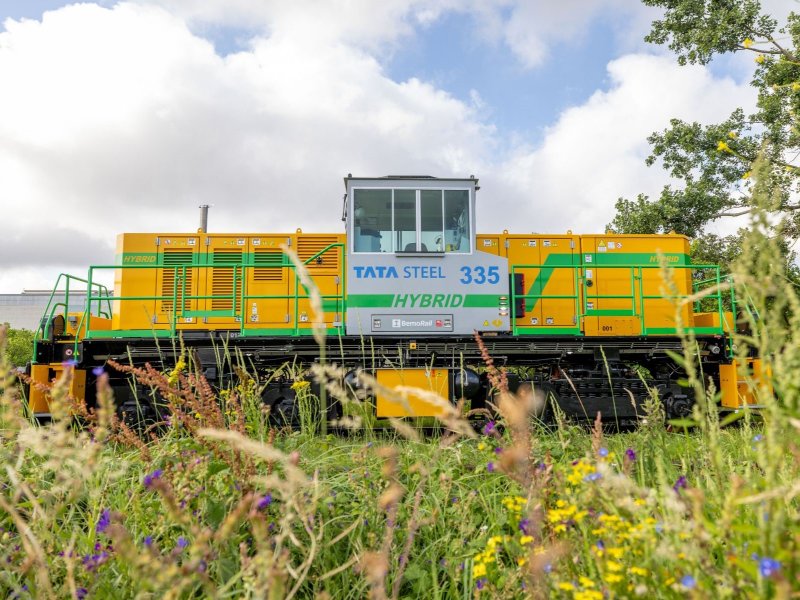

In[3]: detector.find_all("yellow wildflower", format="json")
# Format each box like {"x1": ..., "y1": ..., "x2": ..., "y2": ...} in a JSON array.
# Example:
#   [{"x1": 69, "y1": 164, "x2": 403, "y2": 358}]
[
  {"x1": 755, "y1": 54, "x2": 765, "y2": 64},
  {"x1": 554, "y1": 524, "x2": 567, "y2": 533},
  {"x1": 792, "y1": 82, "x2": 800, "y2": 91},
  {"x1": 728, "y1": 131, "x2": 737, "y2": 139},
  {"x1": 742, "y1": 171, "x2": 752, "y2": 179},
  {"x1": 677, "y1": 552, "x2": 686, "y2": 560},
  {"x1": 605, "y1": 573, "x2": 623, "y2": 584},
  {"x1": 716, "y1": 140, "x2": 731, "y2": 153},
  {"x1": 579, "y1": 576, "x2": 596, "y2": 588},
  {"x1": 474, "y1": 554, "x2": 483, "y2": 563},
  {"x1": 591, "y1": 528, "x2": 607, "y2": 536},
  {"x1": 517, "y1": 557, "x2": 527, "y2": 566},
  {"x1": 630, "y1": 566, "x2": 648, "y2": 576},
  {"x1": 606, "y1": 561, "x2": 623, "y2": 572},
  {"x1": 473, "y1": 563, "x2": 487, "y2": 578},
  {"x1": 478, "y1": 442, "x2": 486, "y2": 450},
  {"x1": 743, "y1": 38, "x2": 753, "y2": 48},
  {"x1": 556, "y1": 499, "x2": 567, "y2": 508},
  {"x1": 665, "y1": 577, "x2": 675, "y2": 586},
  {"x1": 575, "y1": 591, "x2": 603, "y2": 600},
  {"x1": 520, "y1": 535, "x2": 533, "y2": 545},
  {"x1": 291, "y1": 380, "x2": 310, "y2": 391},
  {"x1": 557, "y1": 582, "x2": 575, "y2": 591},
  {"x1": 606, "y1": 547, "x2": 624, "y2": 559},
  {"x1": 633, "y1": 498, "x2": 646, "y2": 506}
]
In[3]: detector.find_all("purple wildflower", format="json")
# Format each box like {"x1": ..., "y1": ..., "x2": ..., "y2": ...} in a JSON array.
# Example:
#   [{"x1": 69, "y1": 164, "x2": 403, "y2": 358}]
[
  {"x1": 753, "y1": 434, "x2": 763, "y2": 442},
  {"x1": 519, "y1": 518, "x2": 531, "y2": 534},
  {"x1": 81, "y1": 551, "x2": 109, "y2": 572},
  {"x1": 759, "y1": 557, "x2": 781, "y2": 577},
  {"x1": 681, "y1": 575, "x2": 696, "y2": 589},
  {"x1": 487, "y1": 462, "x2": 495, "y2": 473},
  {"x1": 475, "y1": 578, "x2": 487, "y2": 590},
  {"x1": 77, "y1": 588, "x2": 88, "y2": 599},
  {"x1": 92, "y1": 365, "x2": 105, "y2": 376},
  {"x1": 625, "y1": 448, "x2": 636, "y2": 461},
  {"x1": 598, "y1": 447, "x2": 609, "y2": 458},
  {"x1": 257, "y1": 493, "x2": 273, "y2": 510},
  {"x1": 95, "y1": 510, "x2": 110, "y2": 535},
  {"x1": 143, "y1": 469, "x2": 163, "y2": 488},
  {"x1": 176, "y1": 537, "x2": 188, "y2": 549},
  {"x1": 596, "y1": 540, "x2": 605, "y2": 550},
  {"x1": 143, "y1": 536, "x2": 153, "y2": 548},
  {"x1": 482, "y1": 421, "x2": 496, "y2": 436},
  {"x1": 584, "y1": 472, "x2": 602, "y2": 482},
  {"x1": 494, "y1": 447, "x2": 503, "y2": 455},
  {"x1": 673, "y1": 476, "x2": 688, "y2": 492}
]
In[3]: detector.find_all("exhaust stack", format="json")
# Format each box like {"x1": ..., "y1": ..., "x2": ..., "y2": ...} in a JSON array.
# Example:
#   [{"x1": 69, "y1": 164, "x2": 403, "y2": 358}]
[{"x1": 198, "y1": 204, "x2": 209, "y2": 233}]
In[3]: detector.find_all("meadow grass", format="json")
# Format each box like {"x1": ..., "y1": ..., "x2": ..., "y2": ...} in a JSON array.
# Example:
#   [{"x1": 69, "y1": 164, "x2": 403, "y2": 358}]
[{"x1": 1, "y1": 162, "x2": 799, "y2": 598}]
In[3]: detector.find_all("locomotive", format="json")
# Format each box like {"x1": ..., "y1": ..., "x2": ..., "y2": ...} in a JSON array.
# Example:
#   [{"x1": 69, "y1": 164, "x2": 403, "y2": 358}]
[{"x1": 27, "y1": 175, "x2": 761, "y2": 425}]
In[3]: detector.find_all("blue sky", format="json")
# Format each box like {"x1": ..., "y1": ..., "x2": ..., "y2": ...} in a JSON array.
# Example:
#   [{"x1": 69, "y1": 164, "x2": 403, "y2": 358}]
[{"x1": 0, "y1": 1, "x2": 767, "y2": 292}]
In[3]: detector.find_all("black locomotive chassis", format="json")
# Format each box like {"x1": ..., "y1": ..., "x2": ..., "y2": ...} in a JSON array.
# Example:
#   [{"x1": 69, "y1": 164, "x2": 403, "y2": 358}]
[
  {"x1": 37, "y1": 332, "x2": 729, "y2": 372},
  {"x1": 32, "y1": 332, "x2": 727, "y2": 423}
]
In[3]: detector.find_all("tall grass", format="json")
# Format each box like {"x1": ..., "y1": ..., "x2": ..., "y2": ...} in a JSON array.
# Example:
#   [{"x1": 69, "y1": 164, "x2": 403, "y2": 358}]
[{"x1": 1, "y1": 164, "x2": 799, "y2": 598}]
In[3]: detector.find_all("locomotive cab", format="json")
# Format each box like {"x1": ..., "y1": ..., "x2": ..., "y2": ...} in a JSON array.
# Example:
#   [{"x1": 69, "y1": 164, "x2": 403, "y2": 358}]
[{"x1": 343, "y1": 175, "x2": 511, "y2": 336}]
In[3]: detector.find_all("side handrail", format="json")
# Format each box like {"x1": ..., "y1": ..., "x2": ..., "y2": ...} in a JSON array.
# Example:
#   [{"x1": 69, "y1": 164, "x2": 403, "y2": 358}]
[
  {"x1": 510, "y1": 262, "x2": 727, "y2": 337},
  {"x1": 69, "y1": 242, "x2": 347, "y2": 341}
]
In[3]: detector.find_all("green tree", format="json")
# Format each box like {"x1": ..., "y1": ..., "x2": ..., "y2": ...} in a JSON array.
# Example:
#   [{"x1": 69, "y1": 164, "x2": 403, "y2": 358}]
[
  {"x1": 2, "y1": 325, "x2": 34, "y2": 368},
  {"x1": 610, "y1": 0, "x2": 800, "y2": 246}
]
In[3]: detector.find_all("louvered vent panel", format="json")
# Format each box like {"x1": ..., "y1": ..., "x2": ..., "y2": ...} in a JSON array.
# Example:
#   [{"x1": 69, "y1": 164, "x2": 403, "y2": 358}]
[
  {"x1": 161, "y1": 250, "x2": 194, "y2": 313},
  {"x1": 254, "y1": 249, "x2": 284, "y2": 281},
  {"x1": 211, "y1": 250, "x2": 242, "y2": 311},
  {"x1": 297, "y1": 237, "x2": 340, "y2": 270}
]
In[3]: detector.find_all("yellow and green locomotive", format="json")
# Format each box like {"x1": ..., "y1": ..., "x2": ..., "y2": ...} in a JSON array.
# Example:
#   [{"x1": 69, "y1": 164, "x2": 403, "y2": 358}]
[{"x1": 28, "y1": 175, "x2": 760, "y2": 424}]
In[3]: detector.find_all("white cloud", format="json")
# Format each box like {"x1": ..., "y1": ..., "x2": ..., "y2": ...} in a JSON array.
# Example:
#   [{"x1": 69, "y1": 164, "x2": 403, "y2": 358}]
[{"x1": 490, "y1": 53, "x2": 756, "y2": 234}]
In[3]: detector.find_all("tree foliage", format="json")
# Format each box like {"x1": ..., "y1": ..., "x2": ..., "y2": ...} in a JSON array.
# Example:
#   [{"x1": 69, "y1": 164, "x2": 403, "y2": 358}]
[
  {"x1": 610, "y1": 0, "x2": 800, "y2": 245},
  {"x1": 2, "y1": 325, "x2": 34, "y2": 368}
]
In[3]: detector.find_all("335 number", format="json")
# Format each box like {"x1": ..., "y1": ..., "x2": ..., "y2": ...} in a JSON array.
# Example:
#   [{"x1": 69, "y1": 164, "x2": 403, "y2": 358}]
[{"x1": 460, "y1": 266, "x2": 500, "y2": 285}]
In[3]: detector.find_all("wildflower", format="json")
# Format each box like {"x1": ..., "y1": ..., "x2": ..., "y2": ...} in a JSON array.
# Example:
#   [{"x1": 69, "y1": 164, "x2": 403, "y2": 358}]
[
  {"x1": 630, "y1": 566, "x2": 648, "y2": 576},
  {"x1": 743, "y1": 37, "x2": 753, "y2": 48},
  {"x1": 176, "y1": 537, "x2": 188, "y2": 549},
  {"x1": 584, "y1": 472, "x2": 602, "y2": 482},
  {"x1": 716, "y1": 140, "x2": 731, "y2": 153},
  {"x1": 728, "y1": 131, "x2": 737, "y2": 139},
  {"x1": 478, "y1": 442, "x2": 487, "y2": 451},
  {"x1": 753, "y1": 434, "x2": 763, "y2": 442},
  {"x1": 473, "y1": 563, "x2": 487, "y2": 578},
  {"x1": 742, "y1": 171, "x2": 752, "y2": 179},
  {"x1": 143, "y1": 469, "x2": 163, "y2": 488},
  {"x1": 755, "y1": 54, "x2": 765, "y2": 64},
  {"x1": 625, "y1": 448, "x2": 636, "y2": 462},
  {"x1": 575, "y1": 591, "x2": 603, "y2": 600},
  {"x1": 143, "y1": 536, "x2": 153, "y2": 547},
  {"x1": 598, "y1": 447, "x2": 609, "y2": 458},
  {"x1": 494, "y1": 447, "x2": 503, "y2": 455},
  {"x1": 579, "y1": 576, "x2": 596, "y2": 587},
  {"x1": 758, "y1": 557, "x2": 781, "y2": 577},
  {"x1": 95, "y1": 510, "x2": 110, "y2": 535},
  {"x1": 487, "y1": 462, "x2": 495, "y2": 473},
  {"x1": 482, "y1": 421, "x2": 496, "y2": 436},
  {"x1": 605, "y1": 574, "x2": 623, "y2": 583},
  {"x1": 673, "y1": 476, "x2": 688, "y2": 492},
  {"x1": 520, "y1": 535, "x2": 533, "y2": 545},
  {"x1": 290, "y1": 380, "x2": 310, "y2": 391},
  {"x1": 76, "y1": 588, "x2": 88, "y2": 599},
  {"x1": 257, "y1": 494, "x2": 273, "y2": 510},
  {"x1": 519, "y1": 518, "x2": 531, "y2": 534},
  {"x1": 557, "y1": 582, "x2": 575, "y2": 591},
  {"x1": 681, "y1": 575, "x2": 696, "y2": 589},
  {"x1": 475, "y1": 578, "x2": 487, "y2": 590}
]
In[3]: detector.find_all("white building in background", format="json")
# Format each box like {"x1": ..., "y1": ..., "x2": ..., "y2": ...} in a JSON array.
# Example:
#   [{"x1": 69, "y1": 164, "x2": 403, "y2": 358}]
[{"x1": 0, "y1": 290, "x2": 88, "y2": 330}]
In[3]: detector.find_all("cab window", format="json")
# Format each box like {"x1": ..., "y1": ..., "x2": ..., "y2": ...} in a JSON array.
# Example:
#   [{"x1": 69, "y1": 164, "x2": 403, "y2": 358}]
[{"x1": 352, "y1": 188, "x2": 471, "y2": 253}]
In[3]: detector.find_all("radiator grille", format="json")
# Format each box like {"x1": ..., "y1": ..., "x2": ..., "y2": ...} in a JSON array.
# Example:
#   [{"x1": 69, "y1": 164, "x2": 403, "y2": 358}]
[
  {"x1": 211, "y1": 250, "x2": 242, "y2": 311},
  {"x1": 253, "y1": 249, "x2": 284, "y2": 281},
  {"x1": 297, "y1": 236, "x2": 340, "y2": 271},
  {"x1": 160, "y1": 250, "x2": 194, "y2": 313}
]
